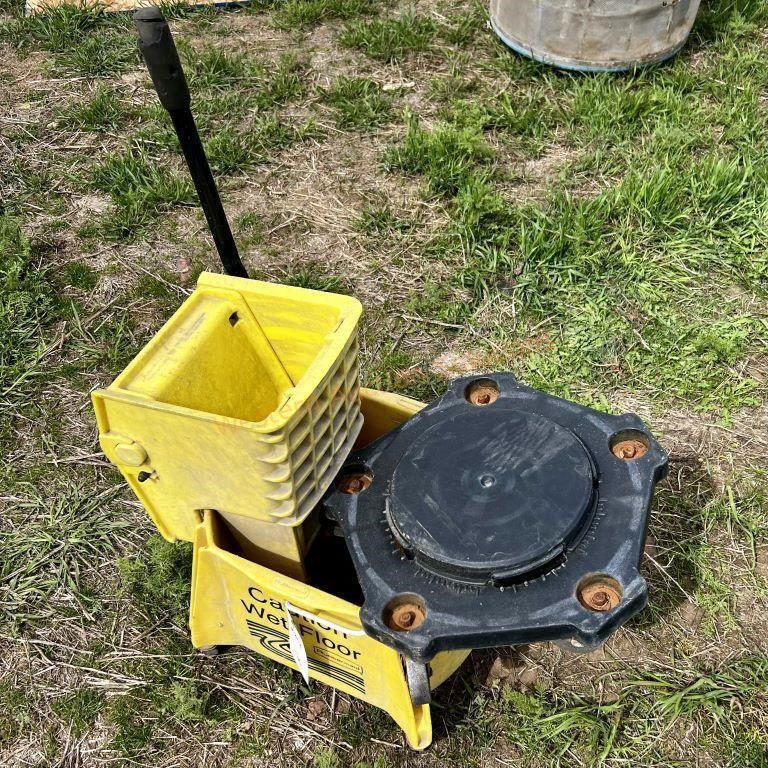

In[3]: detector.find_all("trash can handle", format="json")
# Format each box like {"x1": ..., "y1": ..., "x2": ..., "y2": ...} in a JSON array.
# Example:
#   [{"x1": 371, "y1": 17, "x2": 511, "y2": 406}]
[{"x1": 133, "y1": 8, "x2": 248, "y2": 279}]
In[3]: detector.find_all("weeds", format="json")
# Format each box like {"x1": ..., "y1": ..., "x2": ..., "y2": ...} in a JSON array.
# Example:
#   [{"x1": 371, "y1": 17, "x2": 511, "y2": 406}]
[
  {"x1": 382, "y1": 96, "x2": 768, "y2": 412},
  {"x1": 0, "y1": 481, "x2": 133, "y2": 628},
  {"x1": 205, "y1": 115, "x2": 302, "y2": 175},
  {"x1": 1, "y1": 4, "x2": 137, "y2": 75},
  {"x1": 57, "y1": 85, "x2": 131, "y2": 131},
  {"x1": 90, "y1": 147, "x2": 194, "y2": 240},
  {"x1": 185, "y1": 47, "x2": 304, "y2": 108},
  {"x1": 278, "y1": 261, "x2": 347, "y2": 292},
  {"x1": 117, "y1": 535, "x2": 192, "y2": 627},
  {"x1": 52, "y1": 689, "x2": 105, "y2": 738}
]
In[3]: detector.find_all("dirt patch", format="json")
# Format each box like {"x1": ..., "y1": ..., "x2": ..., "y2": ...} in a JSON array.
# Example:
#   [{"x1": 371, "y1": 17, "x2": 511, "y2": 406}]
[{"x1": 616, "y1": 395, "x2": 768, "y2": 489}]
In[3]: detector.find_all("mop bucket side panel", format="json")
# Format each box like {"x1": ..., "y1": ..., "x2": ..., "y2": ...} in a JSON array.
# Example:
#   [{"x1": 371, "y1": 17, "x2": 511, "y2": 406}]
[
  {"x1": 92, "y1": 273, "x2": 363, "y2": 545},
  {"x1": 190, "y1": 511, "x2": 433, "y2": 750},
  {"x1": 356, "y1": 387, "x2": 424, "y2": 447}
]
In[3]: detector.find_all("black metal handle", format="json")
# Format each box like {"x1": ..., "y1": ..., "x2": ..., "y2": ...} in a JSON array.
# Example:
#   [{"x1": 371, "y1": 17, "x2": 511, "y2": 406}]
[
  {"x1": 134, "y1": 7, "x2": 190, "y2": 112},
  {"x1": 133, "y1": 7, "x2": 248, "y2": 279}
]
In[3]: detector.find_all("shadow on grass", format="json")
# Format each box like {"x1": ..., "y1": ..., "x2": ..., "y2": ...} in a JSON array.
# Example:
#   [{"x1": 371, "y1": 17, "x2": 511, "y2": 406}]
[{"x1": 635, "y1": 455, "x2": 716, "y2": 631}]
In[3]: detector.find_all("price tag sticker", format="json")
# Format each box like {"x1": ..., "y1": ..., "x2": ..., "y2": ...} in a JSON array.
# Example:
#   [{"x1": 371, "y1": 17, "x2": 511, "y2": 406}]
[{"x1": 285, "y1": 605, "x2": 310, "y2": 684}]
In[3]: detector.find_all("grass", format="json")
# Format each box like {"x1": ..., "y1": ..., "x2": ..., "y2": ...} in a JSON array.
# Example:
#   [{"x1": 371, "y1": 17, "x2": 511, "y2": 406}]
[
  {"x1": 339, "y1": 10, "x2": 437, "y2": 62},
  {"x1": 278, "y1": 261, "x2": 349, "y2": 292},
  {"x1": 117, "y1": 535, "x2": 192, "y2": 628},
  {"x1": 72, "y1": 49, "x2": 313, "y2": 238},
  {"x1": 356, "y1": 204, "x2": 413, "y2": 236},
  {"x1": 52, "y1": 688, "x2": 105, "y2": 738},
  {"x1": 1, "y1": 0, "x2": 767, "y2": 766},
  {"x1": 57, "y1": 84, "x2": 131, "y2": 131},
  {"x1": 64, "y1": 262, "x2": 99, "y2": 290},
  {"x1": 384, "y1": 111, "x2": 495, "y2": 195},
  {"x1": 275, "y1": 0, "x2": 379, "y2": 29},
  {"x1": 0, "y1": 4, "x2": 137, "y2": 76},
  {"x1": 378, "y1": 48, "x2": 768, "y2": 412},
  {"x1": 0, "y1": 480, "x2": 133, "y2": 628},
  {"x1": 204, "y1": 117, "x2": 296, "y2": 174},
  {"x1": 185, "y1": 47, "x2": 305, "y2": 108},
  {"x1": 497, "y1": 656, "x2": 768, "y2": 765},
  {"x1": 0, "y1": 215, "x2": 59, "y2": 422},
  {"x1": 322, "y1": 76, "x2": 394, "y2": 131},
  {"x1": 89, "y1": 146, "x2": 195, "y2": 241}
]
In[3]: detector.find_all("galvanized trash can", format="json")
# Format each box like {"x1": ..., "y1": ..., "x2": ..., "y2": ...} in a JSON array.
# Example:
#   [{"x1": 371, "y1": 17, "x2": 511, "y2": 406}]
[{"x1": 490, "y1": 0, "x2": 701, "y2": 72}]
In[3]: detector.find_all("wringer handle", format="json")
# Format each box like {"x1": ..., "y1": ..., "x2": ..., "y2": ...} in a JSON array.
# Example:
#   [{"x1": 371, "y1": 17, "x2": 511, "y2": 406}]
[
  {"x1": 133, "y1": 7, "x2": 248, "y2": 279},
  {"x1": 134, "y1": 7, "x2": 190, "y2": 112}
]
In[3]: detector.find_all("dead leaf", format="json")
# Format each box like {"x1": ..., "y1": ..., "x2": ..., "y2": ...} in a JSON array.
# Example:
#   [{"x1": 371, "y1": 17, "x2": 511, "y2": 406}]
[
  {"x1": 306, "y1": 698, "x2": 327, "y2": 721},
  {"x1": 382, "y1": 81, "x2": 415, "y2": 92}
]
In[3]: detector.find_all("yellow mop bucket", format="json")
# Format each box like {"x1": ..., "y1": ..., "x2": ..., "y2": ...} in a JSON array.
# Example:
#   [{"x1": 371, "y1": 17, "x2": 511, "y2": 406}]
[
  {"x1": 92, "y1": 14, "x2": 468, "y2": 747},
  {"x1": 190, "y1": 511, "x2": 469, "y2": 749},
  {"x1": 93, "y1": 272, "x2": 362, "y2": 580},
  {"x1": 92, "y1": 15, "x2": 671, "y2": 753},
  {"x1": 188, "y1": 389, "x2": 470, "y2": 750}
]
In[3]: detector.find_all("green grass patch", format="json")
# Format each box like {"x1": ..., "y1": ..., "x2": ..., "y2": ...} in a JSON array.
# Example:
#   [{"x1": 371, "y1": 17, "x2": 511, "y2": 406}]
[
  {"x1": 441, "y1": 91, "x2": 554, "y2": 152},
  {"x1": 52, "y1": 689, "x2": 105, "y2": 738},
  {"x1": 0, "y1": 681, "x2": 32, "y2": 745},
  {"x1": 1, "y1": 4, "x2": 137, "y2": 76},
  {"x1": 440, "y1": 7, "x2": 485, "y2": 47},
  {"x1": 648, "y1": 478, "x2": 768, "y2": 632},
  {"x1": 322, "y1": 76, "x2": 394, "y2": 131},
  {"x1": 339, "y1": 10, "x2": 437, "y2": 62},
  {"x1": 105, "y1": 668, "x2": 240, "y2": 759},
  {"x1": 0, "y1": 480, "x2": 132, "y2": 628},
  {"x1": 384, "y1": 111, "x2": 494, "y2": 196},
  {"x1": 184, "y1": 47, "x2": 305, "y2": 109},
  {"x1": 275, "y1": 0, "x2": 379, "y2": 29},
  {"x1": 0, "y1": 216, "x2": 60, "y2": 420},
  {"x1": 443, "y1": 153, "x2": 768, "y2": 411},
  {"x1": 107, "y1": 693, "x2": 155, "y2": 756},
  {"x1": 497, "y1": 656, "x2": 768, "y2": 765},
  {"x1": 381, "y1": 45, "x2": 768, "y2": 411},
  {"x1": 362, "y1": 347, "x2": 449, "y2": 402},
  {"x1": 692, "y1": 0, "x2": 768, "y2": 45},
  {"x1": 135, "y1": 51, "x2": 308, "y2": 167},
  {"x1": 278, "y1": 261, "x2": 347, "y2": 293},
  {"x1": 204, "y1": 115, "x2": 303, "y2": 175},
  {"x1": 60, "y1": 298, "x2": 143, "y2": 376},
  {"x1": 117, "y1": 535, "x2": 192, "y2": 627},
  {"x1": 356, "y1": 204, "x2": 412, "y2": 237},
  {"x1": 64, "y1": 262, "x2": 98, "y2": 290},
  {"x1": 90, "y1": 147, "x2": 194, "y2": 241},
  {"x1": 57, "y1": 85, "x2": 131, "y2": 131}
]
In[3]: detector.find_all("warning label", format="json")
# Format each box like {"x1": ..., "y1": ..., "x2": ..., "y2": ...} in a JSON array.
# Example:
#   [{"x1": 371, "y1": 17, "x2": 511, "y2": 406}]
[
  {"x1": 240, "y1": 585, "x2": 367, "y2": 694},
  {"x1": 314, "y1": 645, "x2": 363, "y2": 675}
]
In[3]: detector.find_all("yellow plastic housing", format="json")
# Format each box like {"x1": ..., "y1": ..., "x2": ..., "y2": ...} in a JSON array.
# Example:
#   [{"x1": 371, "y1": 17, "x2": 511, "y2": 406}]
[
  {"x1": 189, "y1": 389, "x2": 470, "y2": 749},
  {"x1": 191, "y1": 511, "x2": 468, "y2": 750},
  {"x1": 92, "y1": 272, "x2": 363, "y2": 557}
]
